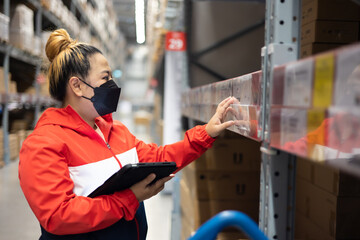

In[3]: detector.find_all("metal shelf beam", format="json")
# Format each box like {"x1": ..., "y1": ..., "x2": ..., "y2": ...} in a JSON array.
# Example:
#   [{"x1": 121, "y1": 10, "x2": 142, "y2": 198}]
[{"x1": 0, "y1": 43, "x2": 42, "y2": 66}]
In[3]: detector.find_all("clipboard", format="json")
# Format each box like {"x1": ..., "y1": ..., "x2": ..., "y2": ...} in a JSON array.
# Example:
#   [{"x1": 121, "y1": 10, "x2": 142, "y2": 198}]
[{"x1": 88, "y1": 162, "x2": 177, "y2": 198}]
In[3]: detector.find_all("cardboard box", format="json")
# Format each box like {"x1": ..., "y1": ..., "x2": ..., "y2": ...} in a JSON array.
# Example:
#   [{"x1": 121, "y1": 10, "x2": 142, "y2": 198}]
[
  {"x1": 10, "y1": 29, "x2": 34, "y2": 52},
  {"x1": 301, "y1": 0, "x2": 360, "y2": 25},
  {"x1": 210, "y1": 199, "x2": 259, "y2": 222},
  {"x1": 182, "y1": 166, "x2": 260, "y2": 201},
  {"x1": 205, "y1": 138, "x2": 261, "y2": 171},
  {"x1": 216, "y1": 232, "x2": 248, "y2": 240},
  {"x1": 301, "y1": 20, "x2": 359, "y2": 45},
  {"x1": 9, "y1": 80, "x2": 17, "y2": 93},
  {"x1": 188, "y1": 154, "x2": 208, "y2": 171},
  {"x1": 181, "y1": 215, "x2": 195, "y2": 240},
  {"x1": 296, "y1": 178, "x2": 360, "y2": 238},
  {"x1": 300, "y1": 43, "x2": 343, "y2": 58},
  {"x1": 0, "y1": 67, "x2": 12, "y2": 93},
  {"x1": 0, "y1": 13, "x2": 9, "y2": 42},
  {"x1": 180, "y1": 179, "x2": 211, "y2": 229},
  {"x1": 207, "y1": 171, "x2": 260, "y2": 200},
  {"x1": 301, "y1": 0, "x2": 360, "y2": 26},
  {"x1": 9, "y1": 133, "x2": 19, "y2": 160},
  {"x1": 17, "y1": 130, "x2": 27, "y2": 150},
  {"x1": 295, "y1": 211, "x2": 334, "y2": 240},
  {"x1": 10, "y1": 4, "x2": 34, "y2": 33},
  {"x1": 11, "y1": 120, "x2": 28, "y2": 132},
  {"x1": 182, "y1": 165, "x2": 210, "y2": 200},
  {"x1": 297, "y1": 157, "x2": 360, "y2": 196}
]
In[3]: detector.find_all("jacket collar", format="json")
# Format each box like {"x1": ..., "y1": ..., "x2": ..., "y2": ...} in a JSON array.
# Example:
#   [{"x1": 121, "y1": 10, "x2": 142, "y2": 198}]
[{"x1": 35, "y1": 105, "x2": 114, "y2": 141}]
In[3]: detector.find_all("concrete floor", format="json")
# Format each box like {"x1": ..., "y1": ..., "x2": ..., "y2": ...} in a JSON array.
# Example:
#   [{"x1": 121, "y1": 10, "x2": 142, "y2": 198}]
[{"x1": 0, "y1": 152, "x2": 173, "y2": 240}]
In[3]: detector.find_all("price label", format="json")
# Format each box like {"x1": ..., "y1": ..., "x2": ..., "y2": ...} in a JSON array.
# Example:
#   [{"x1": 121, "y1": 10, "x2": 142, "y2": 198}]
[
  {"x1": 313, "y1": 53, "x2": 334, "y2": 108},
  {"x1": 166, "y1": 32, "x2": 186, "y2": 51}
]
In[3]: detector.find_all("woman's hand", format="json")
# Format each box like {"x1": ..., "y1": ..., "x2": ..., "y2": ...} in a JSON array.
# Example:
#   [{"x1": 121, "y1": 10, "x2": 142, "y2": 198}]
[
  {"x1": 130, "y1": 173, "x2": 174, "y2": 202},
  {"x1": 205, "y1": 96, "x2": 236, "y2": 138}
]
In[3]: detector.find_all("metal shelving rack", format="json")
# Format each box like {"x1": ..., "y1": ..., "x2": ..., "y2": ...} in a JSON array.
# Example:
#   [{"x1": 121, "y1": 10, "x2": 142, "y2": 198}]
[
  {"x1": 181, "y1": 0, "x2": 360, "y2": 239},
  {"x1": 0, "y1": 0, "x2": 119, "y2": 164}
]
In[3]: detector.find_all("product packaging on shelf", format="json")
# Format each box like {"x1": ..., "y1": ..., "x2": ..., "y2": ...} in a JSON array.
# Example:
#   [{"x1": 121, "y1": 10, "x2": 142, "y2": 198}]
[
  {"x1": 323, "y1": 107, "x2": 360, "y2": 169},
  {"x1": 9, "y1": 4, "x2": 34, "y2": 53},
  {"x1": 232, "y1": 74, "x2": 253, "y2": 105},
  {"x1": 215, "y1": 79, "x2": 232, "y2": 105},
  {"x1": 9, "y1": 133, "x2": 19, "y2": 161},
  {"x1": 311, "y1": 53, "x2": 335, "y2": 108},
  {"x1": 0, "y1": 67, "x2": 12, "y2": 93},
  {"x1": 279, "y1": 108, "x2": 308, "y2": 151},
  {"x1": 334, "y1": 45, "x2": 360, "y2": 107},
  {"x1": 0, "y1": 13, "x2": 9, "y2": 42},
  {"x1": 283, "y1": 58, "x2": 314, "y2": 108}
]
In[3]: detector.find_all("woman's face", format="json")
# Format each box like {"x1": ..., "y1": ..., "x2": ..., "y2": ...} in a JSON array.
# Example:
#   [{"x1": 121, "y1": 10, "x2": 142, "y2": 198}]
[
  {"x1": 81, "y1": 53, "x2": 112, "y2": 98},
  {"x1": 79, "y1": 53, "x2": 112, "y2": 118}
]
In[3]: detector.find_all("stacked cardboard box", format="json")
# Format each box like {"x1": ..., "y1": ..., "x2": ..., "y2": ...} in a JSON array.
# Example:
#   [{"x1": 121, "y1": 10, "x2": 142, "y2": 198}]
[
  {"x1": 40, "y1": 0, "x2": 80, "y2": 37},
  {"x1": 180, "y1": 134, "x2": 261, "y2": 240},
  {"x1": 9, "y1": 133, "x2": 19, "y2": 161},
  {"x1": 0, "y1": 67, "x2": 16, "y2": 93},
  {"x1": 9, "y1": 4, "x2": 34, "y2": 53},
  {"x1": 300, "y1": 0, "x2": 360, "y2": 58},
  {"x1": 295, "y1": 158, "x2": 360, "y2": 239},
  {"x1": 0, "y1": 13, "x2": 9, "y2": 42}
]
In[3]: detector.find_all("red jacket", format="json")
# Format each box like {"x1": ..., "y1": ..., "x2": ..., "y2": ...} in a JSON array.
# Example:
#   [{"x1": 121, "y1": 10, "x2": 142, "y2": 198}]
[{"x1": 19, "y1": 105, "x2": 215, "y2": 236}]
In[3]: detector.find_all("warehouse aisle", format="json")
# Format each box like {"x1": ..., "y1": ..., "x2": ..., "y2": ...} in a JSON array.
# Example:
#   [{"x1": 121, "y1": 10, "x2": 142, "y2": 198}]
[{"x1": 0, "y1": 157, "x2": 173, "y2": 240}]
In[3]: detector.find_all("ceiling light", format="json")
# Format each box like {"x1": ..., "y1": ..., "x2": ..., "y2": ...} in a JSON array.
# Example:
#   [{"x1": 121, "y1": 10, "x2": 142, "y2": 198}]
[{"x1": 135, "y1": 0, "x2": 145, "y2": 44}]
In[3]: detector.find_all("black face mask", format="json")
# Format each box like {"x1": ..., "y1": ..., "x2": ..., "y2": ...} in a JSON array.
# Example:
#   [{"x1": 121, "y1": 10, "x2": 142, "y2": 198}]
[{"x1": 80, "y1": 79, "x2": 121, "y2": 116}]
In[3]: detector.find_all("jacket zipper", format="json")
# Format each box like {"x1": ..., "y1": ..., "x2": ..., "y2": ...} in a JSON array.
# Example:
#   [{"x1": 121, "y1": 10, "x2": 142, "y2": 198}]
[
  {"x1": 106, "y1": 139, "x2": 138, "y2": 239},
  {"x1": 105, "y1": 141, "x2": 123, "y2": 168}
]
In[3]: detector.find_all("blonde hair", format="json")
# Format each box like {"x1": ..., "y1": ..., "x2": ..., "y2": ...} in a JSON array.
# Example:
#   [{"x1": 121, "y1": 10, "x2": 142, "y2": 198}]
[{"x1": 45, "y1": 29, "x2": 102, "y2": 102}]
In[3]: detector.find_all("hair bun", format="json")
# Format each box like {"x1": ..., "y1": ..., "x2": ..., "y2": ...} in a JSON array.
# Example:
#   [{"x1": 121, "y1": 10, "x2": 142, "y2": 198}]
[{"x1": 45, "y1": 29, "x2": 76, "y2": 62}]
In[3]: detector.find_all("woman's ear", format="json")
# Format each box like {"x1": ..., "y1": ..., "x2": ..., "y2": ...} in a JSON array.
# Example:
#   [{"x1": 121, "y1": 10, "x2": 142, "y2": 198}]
[{"x1": 68, "y1": 77, "x2": 83, "y2": 97}]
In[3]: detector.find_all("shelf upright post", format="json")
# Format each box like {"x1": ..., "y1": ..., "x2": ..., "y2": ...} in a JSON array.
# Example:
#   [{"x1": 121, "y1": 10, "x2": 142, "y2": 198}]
[
  {"x1": 2, "y1": 0, "x2": 10, "y2": 164},
  {"x1": 33, "y1": 6, "x2": 43, "y2": 127},
  {"x1": 71, "y1": 0, "x2": 76, "y2": 15},
  {"x1": 259, "y1": 0, "x2": 300, "y2": 239}
]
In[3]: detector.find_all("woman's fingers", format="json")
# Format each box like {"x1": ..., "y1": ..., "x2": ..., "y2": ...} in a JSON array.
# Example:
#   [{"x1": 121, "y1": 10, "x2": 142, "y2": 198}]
[{"x1": 217, "y1": 97, "x2": 235, "y2": 119}]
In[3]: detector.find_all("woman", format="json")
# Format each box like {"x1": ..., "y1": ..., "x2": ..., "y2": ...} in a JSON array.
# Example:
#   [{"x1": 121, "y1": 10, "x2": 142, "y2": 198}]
[{"x1": 19, "y1": 29, "x2": 235, "y2": 240}]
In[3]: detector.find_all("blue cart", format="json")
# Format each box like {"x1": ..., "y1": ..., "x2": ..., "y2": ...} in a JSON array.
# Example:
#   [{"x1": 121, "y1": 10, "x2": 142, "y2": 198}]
[{"x1": 188, "y1": 211, "x2": 268, "y2": 240}]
